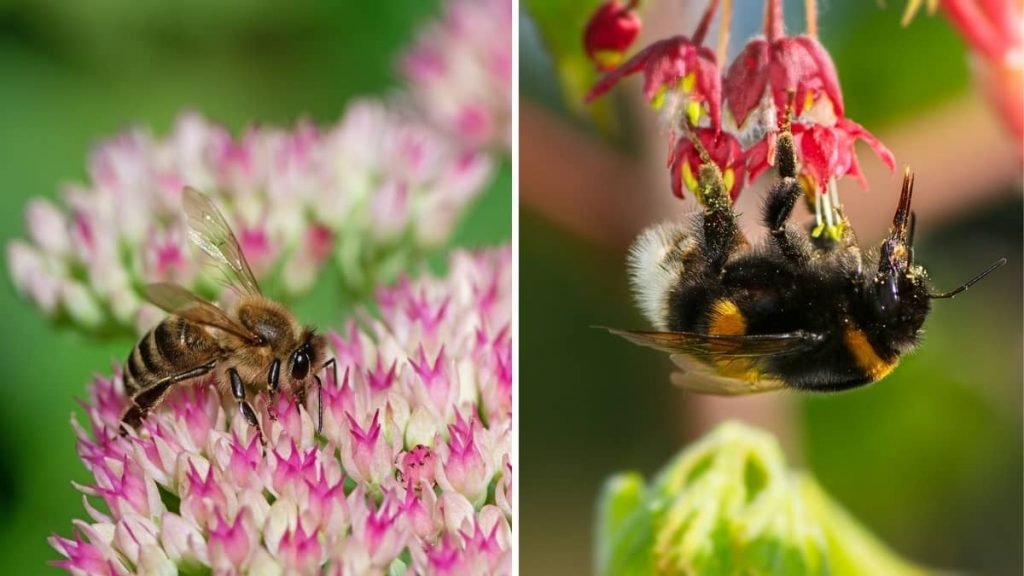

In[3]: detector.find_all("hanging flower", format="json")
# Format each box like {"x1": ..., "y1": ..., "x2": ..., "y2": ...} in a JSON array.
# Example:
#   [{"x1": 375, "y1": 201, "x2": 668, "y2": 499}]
[
  {"x1": 723, "y1": 34, "x2": 844, "y2": 137},
  {"x1": 582, "y1": 1, "x2": 643, "y2": 72},
  {"x1": 587, "y1": 35, "x2": 722, "y2": 132},
  {"x1": 902, "y1": 0, "x2": 1023, "y2": 145},
  {"x1": 50, "y1": 246, "x2": 513, "y2": 575},
  {"x1": 668, "y1": 128, "x2": 746, "y2": 201},
  {"x1": 7, "y1": 105, "x2": 493, "y2": 335},
  {"x1": 400, "y1": 0, "x2": 513, "y2": 151}
]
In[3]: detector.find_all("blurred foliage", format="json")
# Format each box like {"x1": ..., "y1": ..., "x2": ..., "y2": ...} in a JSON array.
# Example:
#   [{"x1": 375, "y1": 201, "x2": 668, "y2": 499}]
[
  {"x1": 598, "y1": 423, "x2": 927, "y2": 576},
  {"x1": 521, "y1": 0, "x2": 618, "y2": 131},
  {"x1": 521, "y1": 2, "x2": 1021, "y2": 575},
  {"x1": 0, "y1": 1, "x2": 510, "y2": 573}
]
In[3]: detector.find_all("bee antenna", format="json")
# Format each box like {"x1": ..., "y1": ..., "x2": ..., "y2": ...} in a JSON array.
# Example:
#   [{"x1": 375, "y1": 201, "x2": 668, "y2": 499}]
[{"x1": 929, "y1": 258, "x2": 1007, "y2": 299}]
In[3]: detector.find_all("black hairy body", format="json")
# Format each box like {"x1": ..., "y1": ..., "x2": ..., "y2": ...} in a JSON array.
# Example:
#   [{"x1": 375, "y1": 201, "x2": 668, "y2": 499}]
[{"x1": 615, "y1": 128, "x2": 1000, "y2": 395}]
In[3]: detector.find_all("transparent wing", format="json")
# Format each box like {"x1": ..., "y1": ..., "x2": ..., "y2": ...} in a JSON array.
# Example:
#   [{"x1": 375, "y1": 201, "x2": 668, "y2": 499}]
[
  {"x1": 668, "y1": 353, "x2": 786, "y2": 395},
  {"x1": 143, "y1": 282, "x2": 259, "y2": 343},
  {"x1": 603, "y1": 327, "x2": 821, "y2": 396},
  {"x1": 182, "y1": 186, "x2": 262, "y2": 297},
  {"x1": 605, "y1": 328, "x2": 824, "y2": 358}
]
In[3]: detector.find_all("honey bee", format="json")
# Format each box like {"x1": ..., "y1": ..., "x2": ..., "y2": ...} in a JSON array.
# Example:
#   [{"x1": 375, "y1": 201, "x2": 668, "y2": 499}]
[{"x1": 120, "y1": 187, "x2": 335, "y2": 441}]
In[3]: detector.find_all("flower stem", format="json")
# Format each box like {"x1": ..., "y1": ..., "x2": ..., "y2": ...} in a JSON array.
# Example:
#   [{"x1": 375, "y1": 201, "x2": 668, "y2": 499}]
[
  {"x1": 692, "y1": 0, "x2": 720, "y2": 46},
  {"x1": 716, "y1": 0, "x2": 733, "y2": 65},
  {"x1": 764, "y1": 0, "x2": 784, "y2": 43},
  {"x1": 805, "y1": 0, "x2": 818, "y2": 38}
]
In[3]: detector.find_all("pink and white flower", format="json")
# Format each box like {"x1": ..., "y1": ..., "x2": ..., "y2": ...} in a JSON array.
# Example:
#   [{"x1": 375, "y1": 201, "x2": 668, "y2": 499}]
[
  {"x1": 7, "y1": 106, "x2": 492, "y2": 335},
  {"x1": 50, "y1": 246, "x2": 513, "y2": 575},
  {"x1": 401, "y1": 0, "x2": 513, "y2": 150}
]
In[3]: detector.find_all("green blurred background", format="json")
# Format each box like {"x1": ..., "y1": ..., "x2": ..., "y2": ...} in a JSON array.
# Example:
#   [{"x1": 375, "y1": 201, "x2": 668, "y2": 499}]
[
  {"x1": 0, "y1": 1, "x2": 510, "y2": 572},
  {"x1": 521, "y1": 2, "x2": 1022, "y2": 575}
]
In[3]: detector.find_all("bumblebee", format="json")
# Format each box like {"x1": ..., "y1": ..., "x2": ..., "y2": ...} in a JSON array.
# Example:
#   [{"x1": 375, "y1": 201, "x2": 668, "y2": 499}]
[{"x1": 610, "y1": 126, "x2": 1005, "y2": 394}]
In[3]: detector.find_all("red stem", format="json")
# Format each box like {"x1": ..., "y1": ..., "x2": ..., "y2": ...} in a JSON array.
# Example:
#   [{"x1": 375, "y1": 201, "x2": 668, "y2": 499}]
[
  {"x1": 764, "y1": 0, "x2": 784, "y2": 43},
  {"x1": 693, "y1": 0, "x2": 720, "y2": 46}
]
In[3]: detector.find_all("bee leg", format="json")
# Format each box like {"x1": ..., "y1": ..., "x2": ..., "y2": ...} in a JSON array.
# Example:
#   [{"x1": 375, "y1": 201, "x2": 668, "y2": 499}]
[
  {"x1": 267, "y1": 359, "x2": 281, "y2": 422},
  {"x1": 230, "y1": 368, "x2": 266, "y2": 446},
  {"x1": 763, "y1": 132, "x2": 809, "y2": 264},
  {"x1": 697, "y1": 164, "x2": 742, "y2": 271},
  {"x1": 317, "y1": 358, "x2": 336, "y2": 435},
  {"x1": 119, "y1": 361, "x2": 216, "y2": 435}
]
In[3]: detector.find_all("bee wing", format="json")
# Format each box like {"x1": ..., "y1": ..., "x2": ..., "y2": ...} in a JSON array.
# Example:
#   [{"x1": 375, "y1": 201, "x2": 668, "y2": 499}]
[
  {"x1": 605, "y1": 328, "x2": 824, "y2": 358},
  {"x1": 668, "y1": 354, "x2": 786, "y2": 395},
  {"x1": 143, "y1": 282, "x2": 260, "y2": 343},
  {"x1": 182, "y1": 186, "x2": 262, "y2": 297}
]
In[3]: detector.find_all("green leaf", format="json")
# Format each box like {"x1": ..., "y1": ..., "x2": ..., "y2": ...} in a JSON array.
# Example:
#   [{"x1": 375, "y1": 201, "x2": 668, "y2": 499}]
[{"x1": 522, "y1": 0, "x2": 618, "y2": 130}]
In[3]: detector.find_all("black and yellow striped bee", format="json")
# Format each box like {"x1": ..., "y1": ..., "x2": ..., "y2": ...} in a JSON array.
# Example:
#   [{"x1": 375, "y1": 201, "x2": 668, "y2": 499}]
[
  {"x1": 121, "y1": 187, "x2": 336, "y2": 442},
  {"x1": 610, "y1": 126, "x2": 1005, "y2": 395}
]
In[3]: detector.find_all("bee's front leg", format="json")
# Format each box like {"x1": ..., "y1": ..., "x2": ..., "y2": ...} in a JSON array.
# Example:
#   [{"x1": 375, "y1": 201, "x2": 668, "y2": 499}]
[
  {"x1": 697, "y1": 164, "x2": 743, "y2": 272},
  {"x1": 230, "y1": 368, "x2": 266, "y2": 446},
  {"x1": 266, "y1": 359, "x2": 281, "y2": 422},
  {"x1": 763, "y1": 131, "x2": 810, "y2": 264}
]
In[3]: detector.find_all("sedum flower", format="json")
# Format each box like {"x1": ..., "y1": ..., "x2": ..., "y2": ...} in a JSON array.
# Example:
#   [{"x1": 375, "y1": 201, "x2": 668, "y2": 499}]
[
  {"x1": 582, "y1": 1, "x2": 643, "y2": 72},
  {"x1": 400, "y1": 0, "x2": 513, "y2": 151},
  {"x1": 597, "y1": 422, "x2": 929, "y2": 576},
  {"x1": 50, "y1": 246, "x2": 512, "y2": 575},
  {"x1": 7, "y1": 105, "x2": 492, "y2": 335}
]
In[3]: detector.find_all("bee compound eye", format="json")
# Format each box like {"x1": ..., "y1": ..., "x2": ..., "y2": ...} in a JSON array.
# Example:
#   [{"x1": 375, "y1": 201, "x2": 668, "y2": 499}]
[
  {"x1": 291, "y1": 349, "x2": 311, "y2": 380},
  {"x1": 875, "y1": 275, "x2": 900, "y2": 316}
]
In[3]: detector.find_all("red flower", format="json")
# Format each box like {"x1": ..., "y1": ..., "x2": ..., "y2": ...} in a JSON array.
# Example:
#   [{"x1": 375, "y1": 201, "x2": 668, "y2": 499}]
[
  {"x1": 587, "y1": 36, "x2": 722, "y2": 129},
  {"x1": 583, "y1": 1, "x2": 642, "y2": 72},
  {"x1": 669, "y1": 129, "x2": 746, "y2": 200},
  {"x1": 723, "y1": 35, "x2": 843, "y2": 130},
  {"x1": 746, "y1": 118, "x2": 895, "y2": 193}
]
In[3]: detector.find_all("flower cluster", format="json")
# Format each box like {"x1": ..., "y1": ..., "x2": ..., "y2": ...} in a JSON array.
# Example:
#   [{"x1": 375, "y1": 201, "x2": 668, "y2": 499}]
[
  {"x1": 50, "y1": 246, "x2": 513, "y2": 575},
  {"x1": 401, "y1": 0, "x2": 513, "y2": 151},
  {"x1": 597, "y1": 422, "x2": 926, "y2": 576},
  {"x1": 584, "y1": 0, "x2": 896, "y2": 237},
  {"x1": 7, "y1": 104, "x2": 492, "y2": 334}
]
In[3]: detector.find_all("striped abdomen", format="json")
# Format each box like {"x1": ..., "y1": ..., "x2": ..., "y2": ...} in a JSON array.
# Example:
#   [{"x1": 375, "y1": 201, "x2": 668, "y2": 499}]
[{"x1": 124, "y1": 316, "x2": 222, "y2": 395}]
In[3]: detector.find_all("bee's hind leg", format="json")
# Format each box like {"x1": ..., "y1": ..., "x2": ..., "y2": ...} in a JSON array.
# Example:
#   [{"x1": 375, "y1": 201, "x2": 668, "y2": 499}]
[
  {"x1": 119, "y1": 361, "x2": 216, "y2": 435},
  {"x1": 229, "y1": 368, "x2": 266, "y2": 446},
  {"x1": 762, "y1": 130, "x2": 810, "y2": 264}
]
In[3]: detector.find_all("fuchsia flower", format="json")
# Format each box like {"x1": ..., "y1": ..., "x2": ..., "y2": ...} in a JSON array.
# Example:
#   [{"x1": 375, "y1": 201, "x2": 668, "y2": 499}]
[
  {"x1": 588, "y1": 35, "x2": 722, "y2": 131},
  {"x1": 903, "y1": 0, "x2": 1023, "y2": 145},
  {"x1": 7, "y1": 105, "x2": 492, "y2": 334},
  {"x1": 582, "y1": 1, "x2": 643, "y2": 72},
  {"x1": 668, "y1": 128, "x2": 746, "y2": 200},
  {"x1": 50, "y1": 247, "x2": 513, "y2": 575},
  {"x1": 722, "y1": 34, "x2": 844, "y2": 136},
  {"x1": 584, "y1": 0, "x2": 898, "y2": 238},
  {"x1": 401, "y1": 0, "x2": 513, "y2": 150}
]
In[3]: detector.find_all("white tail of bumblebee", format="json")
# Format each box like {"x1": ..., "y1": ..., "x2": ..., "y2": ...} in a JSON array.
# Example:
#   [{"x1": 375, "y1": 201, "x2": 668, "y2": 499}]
[{"x1": 627, "y1": 222, "x2": 694, "y2": 331}]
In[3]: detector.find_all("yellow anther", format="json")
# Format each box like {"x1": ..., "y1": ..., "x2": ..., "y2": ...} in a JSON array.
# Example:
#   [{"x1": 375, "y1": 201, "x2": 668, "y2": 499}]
[
  {"x1": 685, "y1": 100, "x2": 703, "y2": 126},
  {"x1": 594, "y1": 50, "x2": 624, "y2": 69},
  {"x1": 681, "y1": 72, "x2": 696, "y2": 94},
  {"x1": 722, "y1": 168, "x2": 735, "y2": 193},
  {"x1": 682, "y1": 161, "x2": 699, "y2": 195},
  {"x1": 650, "y1": 86, "x2": 667, "y2": 110}
]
